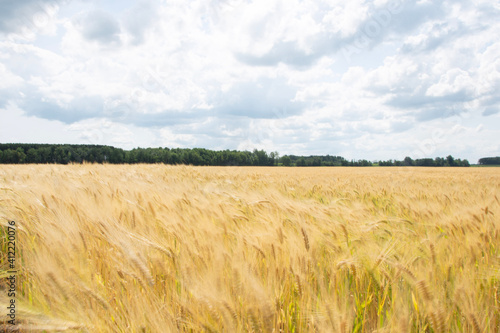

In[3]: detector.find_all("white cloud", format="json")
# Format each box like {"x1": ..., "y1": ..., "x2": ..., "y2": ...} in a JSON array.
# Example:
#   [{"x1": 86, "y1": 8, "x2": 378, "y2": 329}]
[
  {"x1": 0, "y1": 0, "x2": 499, "y2": 162},
  {"x1": 322, "y1": 0, "x2": 369, "y2": 38},
  {"x1": 68, "y1": 118, "x2": 137, "y2": 146},
  {"x1": 426, "y1": 68, "x2": 474, "y2": 97},
  {"x1": 0, "y1": 63, "x2": 24, "y2": 91},
  {"x1": 122, "y1": 0, "x2": 158, "y2": 45}
]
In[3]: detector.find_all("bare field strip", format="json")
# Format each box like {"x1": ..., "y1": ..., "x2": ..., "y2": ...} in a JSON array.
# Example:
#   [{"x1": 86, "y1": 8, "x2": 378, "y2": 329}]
[{"x1": 0, "y1": 165, "x2": 499, "y2": 332}]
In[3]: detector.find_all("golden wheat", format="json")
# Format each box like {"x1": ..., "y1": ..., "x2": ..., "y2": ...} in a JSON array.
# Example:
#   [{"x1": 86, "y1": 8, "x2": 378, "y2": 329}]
[{"x1": 0, "y1": 164, "x2": 499, "y2": 332}]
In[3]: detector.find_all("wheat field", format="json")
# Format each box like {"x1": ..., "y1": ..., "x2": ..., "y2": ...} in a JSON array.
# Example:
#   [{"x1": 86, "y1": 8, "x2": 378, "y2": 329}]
[{"x1": 0, "y1": 164, "x2": 499, "y2": 332}]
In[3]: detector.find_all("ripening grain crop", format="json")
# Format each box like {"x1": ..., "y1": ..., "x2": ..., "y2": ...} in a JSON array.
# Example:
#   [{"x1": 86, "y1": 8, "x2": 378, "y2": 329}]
[{"x1": 0, "y1": 164, "x2": 499, "y2": 332}]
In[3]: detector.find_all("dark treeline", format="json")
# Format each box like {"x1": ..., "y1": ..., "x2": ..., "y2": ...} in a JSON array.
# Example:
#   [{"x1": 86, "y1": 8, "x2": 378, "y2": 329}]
[
  {"x1": 478, "y1": 157, "x2": 500, "y2": 165},
  {"x1": 0, "y1": 143, "x2": 472, "y2": 166},
  {"x1": 378, "y1": 155, "x2": 470, "y2": 167},
  {"x1": 284, "y1": 155, "x2": 372, "y2": 166},
  {"x1": 0, "y1": 144, "x2": 279, "y2": 166}
]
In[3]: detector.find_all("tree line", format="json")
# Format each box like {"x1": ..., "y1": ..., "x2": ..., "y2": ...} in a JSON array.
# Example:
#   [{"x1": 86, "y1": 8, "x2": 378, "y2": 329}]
[
  {"x1": 0, "y1": 143, "x2": 476, "y2": 167},
  {"x1": 0, "y1": 144, "x2": 279, "y2": 166},
  {"x1": 478, "y1": 157, "x2": 500, "y2": 165},
  {"x1": 377, "y1": 155, "x2": 470, "y2": 167}
]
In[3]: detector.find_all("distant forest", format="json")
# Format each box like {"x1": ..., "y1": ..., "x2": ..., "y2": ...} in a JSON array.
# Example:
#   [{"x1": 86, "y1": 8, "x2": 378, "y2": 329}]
[
  {"x1": 478, "y1": 157, "x2": 500, "y2": 165},
  {"x1": 0, "y1": 143, "x2": 484, "y2": 167}
]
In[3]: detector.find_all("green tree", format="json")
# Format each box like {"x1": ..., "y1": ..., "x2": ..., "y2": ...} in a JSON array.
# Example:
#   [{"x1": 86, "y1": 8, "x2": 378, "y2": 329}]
[
  {"x1": 280, "y1": 155, "x2": 292, "y2": 166},
  {"x1": 434, "y1": 157, "x2": 444, "y2": 166},
  {"x1": 403, "y1": 156, "x2": 414, "y2": 166},
  {"x1": 3, "y1": 149, "x2": 18, "y2": 163},
  {"x1": 253, "y1": 149, "x2": 269, "y2": 166},
  {"x1": 446, "y1": 155, "x2": 455, "y2": 166},
  {"x1": 16, "y1": 147, "x2": 26, "y2": 163},
  {"x1": 170, "y1": 152, "x2": 179, "y2": 164},
  {"x1": 269, "y1": 151, "x2": 279, "y2": 166},
  {"x1": 54, "y1": 146, "x2": 69, "y2": 164},
  {"x1": 296, "y1": 157, "x2": 306, "y2": 166},
  {"x1": 416, "y1": 158, "x2": 435, "y2": 166},
  {"x1": 26, "y1": 148, "x2": 40, "y2": 163},
  {"x1": 39, "y1": 147, "x2": 52, "y2": 163}
]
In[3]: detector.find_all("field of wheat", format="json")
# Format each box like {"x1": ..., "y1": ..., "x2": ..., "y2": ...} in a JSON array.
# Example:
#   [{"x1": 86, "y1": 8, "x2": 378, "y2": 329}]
[{"x1": 0, "y1": 164, "x2": 499, "y2": 332}]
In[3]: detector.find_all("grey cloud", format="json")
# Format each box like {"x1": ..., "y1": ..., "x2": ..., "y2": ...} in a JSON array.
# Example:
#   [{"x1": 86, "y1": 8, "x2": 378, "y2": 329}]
[
  {"x1": 18, "y1": 89, "x2": 202, "y2": 127},
  {"x1": 0, "y1": 0, "x2": 63, "y2": 34},
  {"x1": 379, "y1": 83, "x2": 479, "y2": 122},
  {"x1": 210, "y1": 78, "x2": 306, "y2": 118},
  {"x1": 482, "y1": 107, "x2": 499, "y2": 117},
  {"x1": 123, "y1": 0, "x2": 158, "y2": 45},
  {"x1": 484, "y1": 93, "x2": 500, "y2": 106},
  {"x1": 127, "y1": 111, "x2": 209, "y2": 128},
  {"x1": 390, "y1": 120, "x2": 414, "y2": 133},
  {"x1": 387, "y1": 90, "x2": 473, "y2": 110},
  {"x1": 388, "y1": 1, "x2": 444, "y2": 35},
  {"x1": 0, "y1": 93, "x2": 9, "y2": 108},
  {"x1": 75, "y1": 10, "x2": 121, "y2": 45},
  {"x1": 22, "y1": 94, "x2": 104, "y2": 123},
  {"x1": 100, "y1": 98, "x2": 212, "y2": 127},
  {"x1": 16, "y1": 78, "x2": 304, "y2": 128},
  {"x1": 414, "y1": 107, "x2": 453, "y2": 122},
  {"x1": 412, "y1": 102, "x2": 477, "y2": 122}
]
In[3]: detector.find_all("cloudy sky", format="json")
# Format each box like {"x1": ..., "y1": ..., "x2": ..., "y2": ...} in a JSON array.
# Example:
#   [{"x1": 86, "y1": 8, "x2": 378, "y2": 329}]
[{"x1": 0, "y1": 0, "x2": 499, "y2": 162}]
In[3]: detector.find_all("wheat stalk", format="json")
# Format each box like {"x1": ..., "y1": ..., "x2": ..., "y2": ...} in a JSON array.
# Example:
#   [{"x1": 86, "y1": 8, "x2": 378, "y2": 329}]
[{"x1": 301, "y1": 227, "x2": 310, "y2": 251}]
